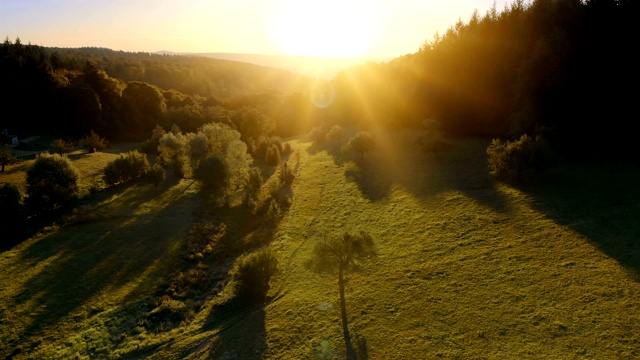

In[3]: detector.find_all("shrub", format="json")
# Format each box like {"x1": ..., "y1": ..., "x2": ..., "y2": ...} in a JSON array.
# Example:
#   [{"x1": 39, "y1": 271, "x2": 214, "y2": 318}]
[
  {"x1": 307, "y1": 125, "x2": 328, "y2": 144},
  {"x1": 487, "y1": 134, "x2": 555, "y2": 183},
  {"x1": 166, "y1": 264, "x2": 211, "y2": 299},
  {"x1": 283, "y1": 143, "x2": 292, "y2": 156},
  {"x1": 146, "y1": 296, "x2": 193, "y2": 331},
  {"x1": 264, "y1": 198, "x2": 282, "y2": 224},
  {"x1": 279, "y1": 162, "x2": 295, "y2": 186},
  {"x1": 51, "y1": 138, "x2": 74, "y2": 155},
  {"x1": 103, "y1": 151, "x2": 150, "y2": 186},
  {"x1": 243, "y1": 167, "x2": 263, "y2": 211},
  {"x1": 82, "y1": 130, "x2": 109, "y2": 153},
  {"x1": 157, "y1": 131, "x2": 189, "y2": 178},
  {"x1": 233, "y1": 248, "x2": 278, "y2": 302},
  {"x1": 26, "y1": 153, "x2": 80, "y2": 212},
  {"x1": 0, "y1": 143, "x2": 16, "y2": 172},
  {"x1": 265, "y1": 143, "x2": 281, "y2": 166},
  {"x1": 193, "y1": 155, "x2": 227, "y2": 193},
  {"x1": 146, "y1": 163, "x2": 166, "y2": 187},
  {"x1": 140, "y1": 125, "x2": 166, "y2": 155},
  {"x1": 326, "y1": 125, "x2": 346, "y2": 147}
]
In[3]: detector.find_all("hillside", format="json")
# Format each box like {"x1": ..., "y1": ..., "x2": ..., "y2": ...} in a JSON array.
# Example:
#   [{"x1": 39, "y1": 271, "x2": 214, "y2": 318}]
[
  {"x1": 188, "y1": 53, "x2": 391, "y2": 79},
  {"x1": 2, "y1": 132, "x2": 639, "y2": 358}
]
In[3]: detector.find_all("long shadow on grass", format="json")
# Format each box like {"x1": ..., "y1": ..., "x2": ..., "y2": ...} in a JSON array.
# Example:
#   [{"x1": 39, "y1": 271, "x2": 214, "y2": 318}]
[
  {"x1": 332, "y1": 134, "x2": 511, "y2": 212},
  {"x1": 522, "y1": 162, "x2": 640, "y2": 278},
  {"x1": 7, "y1": 182, "x2": 196, "y2": 352},
  {"x1": 189, "y1": 192, "x2": 289, "y2": 359},
  {"x1": 199, "y1": 301, "x2": 267, "y2": 359}
]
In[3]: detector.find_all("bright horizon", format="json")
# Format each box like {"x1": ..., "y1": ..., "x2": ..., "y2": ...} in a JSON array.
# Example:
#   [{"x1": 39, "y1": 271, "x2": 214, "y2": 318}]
[{"x1": 1, "y1": 0, "x2": 508, "y2": 58}]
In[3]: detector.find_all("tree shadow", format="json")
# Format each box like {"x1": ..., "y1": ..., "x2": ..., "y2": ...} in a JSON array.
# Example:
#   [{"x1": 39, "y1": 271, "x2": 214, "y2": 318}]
[
  {"x1": 355, "y1": 334, "x2": 369, "y2": 360},
  {"x1": 305, "y1": 140, "x2": 345, "y2": 167},
  {"x1": 344, "y1": 164, "x2": 392, "y2": 202},
  {"x1": 335, "y1": 131, "x2": 511, "y2": 213},
  {"x1": 199, "y1": 298, "x2": 267, "y2": 359},
  {"x1": 521, "y1": 162, "x2": 640, "y2": 278},
  {"x1": 4, "y1": 181, "x2": 198, "y2": 355}
]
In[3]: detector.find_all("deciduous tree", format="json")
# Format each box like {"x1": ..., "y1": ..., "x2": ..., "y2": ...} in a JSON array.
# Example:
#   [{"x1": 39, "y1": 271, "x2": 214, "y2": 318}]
[
  {"x1": 0, "y1": 144, "x2": 16, "y2": 172},
  {"x1": 345, "y1": 131, "x2": 375, "y2": 160},
  {"x1": 26, "y1": 153, "x2": 80, "y2": 212}
]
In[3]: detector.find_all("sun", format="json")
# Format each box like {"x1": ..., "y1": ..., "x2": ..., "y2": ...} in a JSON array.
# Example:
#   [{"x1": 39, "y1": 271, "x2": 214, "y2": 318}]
[{"x1": 266, "y1": 0, "x2": 382, "y2": 58}]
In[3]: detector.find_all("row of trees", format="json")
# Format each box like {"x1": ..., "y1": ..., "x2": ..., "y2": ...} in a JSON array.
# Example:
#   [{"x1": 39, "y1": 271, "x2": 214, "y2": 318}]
[{"x1": 1, "y1": 40, "x2": 322, "y2": 143}]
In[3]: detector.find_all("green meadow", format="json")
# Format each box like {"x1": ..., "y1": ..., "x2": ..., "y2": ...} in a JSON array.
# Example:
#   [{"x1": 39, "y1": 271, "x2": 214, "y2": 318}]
[{"x1": 1, "y1": 131, "x2": 640, "y2": 359}]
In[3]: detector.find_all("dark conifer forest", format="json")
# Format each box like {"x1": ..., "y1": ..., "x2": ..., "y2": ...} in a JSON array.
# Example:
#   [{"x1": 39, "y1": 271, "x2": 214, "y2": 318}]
[{"x1": 329, "y1": 0, "x2": 638, "y2": 160}]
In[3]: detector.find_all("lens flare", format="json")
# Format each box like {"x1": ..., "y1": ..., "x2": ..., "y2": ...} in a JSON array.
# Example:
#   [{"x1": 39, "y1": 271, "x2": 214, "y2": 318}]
[{"x1": 311, "y1": 80, "x2": 335, "y2": 108}]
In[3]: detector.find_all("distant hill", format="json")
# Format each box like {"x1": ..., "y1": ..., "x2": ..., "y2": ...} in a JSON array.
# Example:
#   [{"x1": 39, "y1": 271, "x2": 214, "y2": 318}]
[{"x1": 155, "y1": 52, "x2": 391, "y2": 79}]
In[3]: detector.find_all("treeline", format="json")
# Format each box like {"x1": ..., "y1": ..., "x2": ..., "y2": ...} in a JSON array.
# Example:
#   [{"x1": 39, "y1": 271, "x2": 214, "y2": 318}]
[
  {"x1": 46, "y1": 47, "x2": 311, "y2": 98},
  {"x1": 330, "y1": 0, "x2": 639, "y2": 160},
  {"x1": 0, "y1": 41, "x2": 319, "y2": 141}
]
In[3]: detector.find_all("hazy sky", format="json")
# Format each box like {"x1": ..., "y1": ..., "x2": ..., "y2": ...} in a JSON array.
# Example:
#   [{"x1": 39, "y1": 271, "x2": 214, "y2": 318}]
[{"x1": 1, "y1": 0, "x2": 508, "y2": 58}]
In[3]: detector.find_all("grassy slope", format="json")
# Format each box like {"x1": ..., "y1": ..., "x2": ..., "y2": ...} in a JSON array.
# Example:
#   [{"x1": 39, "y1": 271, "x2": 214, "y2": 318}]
[
  {"x1": 0, "y1": 148, "x2": 200, "y2": 358},
  {"x1": 2, "y1": 134, "x2": 640, "y2": 359},
  {"x1": 260, "y1": 132, "x2": 640, "y2": 359}
]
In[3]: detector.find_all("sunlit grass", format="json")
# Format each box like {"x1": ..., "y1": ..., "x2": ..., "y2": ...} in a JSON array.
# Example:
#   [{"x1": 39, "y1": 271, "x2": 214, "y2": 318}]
[
  {"x1": 2, "y1": 134, "x2": 640, "y2": 358},
  {"x1": 259, "y1": 133, "x2": 640, "y2": 359},
  {"x1": 0, "y1": 149, "x2": 199, "y2": 358}
]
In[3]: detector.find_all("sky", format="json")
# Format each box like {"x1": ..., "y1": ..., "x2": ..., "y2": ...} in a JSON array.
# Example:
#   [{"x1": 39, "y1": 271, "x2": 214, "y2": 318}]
[{"x1": 1, "y1": 0, "x2": 508, "y2": 58}]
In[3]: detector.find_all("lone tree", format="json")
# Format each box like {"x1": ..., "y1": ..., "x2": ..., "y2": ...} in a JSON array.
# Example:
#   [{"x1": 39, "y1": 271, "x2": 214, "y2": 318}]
[
  {"x1": 417, "y1": 133, "x2": 452, "y2": 158},
  {"x1": 26, "y1": 153, "x2": 80, "y2": 212},
  {"x1": 103, "y1": 151, "x2": 151, "y2": 186},
  {"x1": 310, "y1": 231, "x2": 376, "y2": 360},
  {"x1": 345, "y1": 131, "x2": 375, "y2": 160},
  {"x1": 82, "y1": 130, "x2": 108, "y2": 153},
  {"x1": 0, "y1": 144, "x2": 16, "y2": 172},
  {"x1": 51, "y1": 139, "x2": 74, "y2": 155}
]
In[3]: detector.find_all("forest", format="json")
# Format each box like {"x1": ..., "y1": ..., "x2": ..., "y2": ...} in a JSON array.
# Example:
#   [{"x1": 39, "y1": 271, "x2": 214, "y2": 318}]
[
  {"x1": 1, "y1": 0, "x2": 639, "y2": 359},
  {"x1": 2, "y1": 0, "x2": 637, "y2": 158}
]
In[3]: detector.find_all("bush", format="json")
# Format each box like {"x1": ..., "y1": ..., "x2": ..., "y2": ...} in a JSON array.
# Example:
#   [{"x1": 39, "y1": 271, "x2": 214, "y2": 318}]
[
  {"x1": 140, "y1": 125, "x2": 167, "y2": 155},
  {"x1": 82, "y1": 130, "x2": 109, "y2": 153},
  {"x1": 487, "y1": 134, "x2": 555, "y2": 183},
  {"x1": 0, "y1": 143, "x2": 16, "y2": 172},
  {"x1": 146, "y1": 296, "x2": 193, "y2": 331},
  {"x1": 307, "y1": 125, "x2": 329, "y2": 144},
  {"x1": 0, "y1": 183, "x2": 25, "y2": 241},
  {"x1": 146, "y1": 163, "x2": 166, "y2": 187},
  {"x1": 26, "y1": 153, "x2": 80, "y2": 212},
  {"x1": 157, "y1": 131, "x2": 189, "y2": 178},
  {"x1": 51, "y1": 138, "x2": 74, "y2": 155},
  {"x1": 265, "y1": 143, "x2": 281, "y2": 166},
  {"x1": 283, "y1": 143, "x2": 292, "y2": 156},
  {"x1": 233, "y1": 248, "x2": 278, "y2": 302},
  {"x1": 243, "y1": 167, "x2": 263, "y2": 211},
  {"x1": 103, "y1": 151, "x2": 150, "y2": 186},
  {"x1": 279, "y1": 162, "x2": 295, "y2": 186},
  {"x1": 326, "y1": 125, "x2": 346, "y2": 147},
  {"x1": 193, "y1": 155, "x2": 227, "y2": 192}
]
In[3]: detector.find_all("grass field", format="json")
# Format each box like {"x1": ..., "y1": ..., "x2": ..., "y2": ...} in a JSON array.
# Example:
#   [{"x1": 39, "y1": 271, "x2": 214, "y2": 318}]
[{"x1": 1, "y1": 133, "x2": 640, "y2": 359}]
